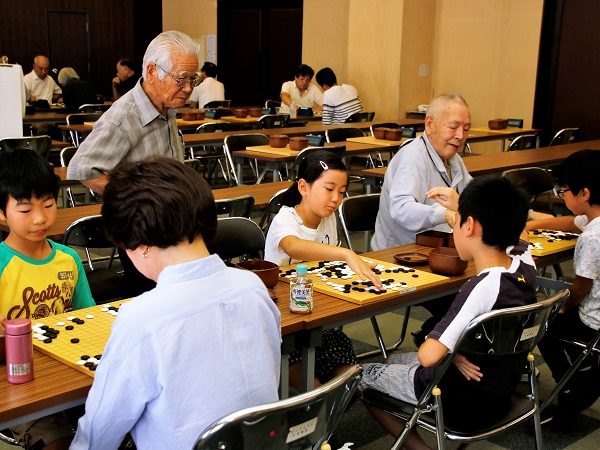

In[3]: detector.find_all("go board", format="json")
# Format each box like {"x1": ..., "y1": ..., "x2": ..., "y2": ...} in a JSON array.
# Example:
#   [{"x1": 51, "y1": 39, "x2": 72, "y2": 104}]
[
  {"x1": 279, "y1": 258, "x2": 448, "y2": 305},
  {"x1": 32, "y1": 302, "x2": 127, "y2": 377},
  {"x1": 528, "y1": 229, "x2": 579, "y2": 257}
]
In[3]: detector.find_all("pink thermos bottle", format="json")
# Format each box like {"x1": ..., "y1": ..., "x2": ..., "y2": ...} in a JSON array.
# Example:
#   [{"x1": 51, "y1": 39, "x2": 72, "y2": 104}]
[{"x1": 5, "y1": 318, "x2": 34, "y2": 384}]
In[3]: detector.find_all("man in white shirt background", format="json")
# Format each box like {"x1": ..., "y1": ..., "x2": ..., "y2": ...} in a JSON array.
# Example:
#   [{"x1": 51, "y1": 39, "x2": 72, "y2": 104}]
[
  {"x1": 23, "y1": 55, "x2": 62, "y2": 104},
  {"x1": 189, "y1": 61, "x2": 225, "y2": 109}
]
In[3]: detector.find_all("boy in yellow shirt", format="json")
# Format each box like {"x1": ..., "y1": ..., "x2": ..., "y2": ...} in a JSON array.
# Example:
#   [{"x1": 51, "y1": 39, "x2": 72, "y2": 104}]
[{"x1": 0, "y1": 149, "x2": 95, "y2": 450}]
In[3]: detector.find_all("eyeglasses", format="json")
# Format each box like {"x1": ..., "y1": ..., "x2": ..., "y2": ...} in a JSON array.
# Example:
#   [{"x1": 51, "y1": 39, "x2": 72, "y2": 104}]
[
  {"x1": 155, "y1": 63, "x2": 201, "y2": 88},
  {"x1": 556, "y1": 187, "x2": 571, "y2": 198}
]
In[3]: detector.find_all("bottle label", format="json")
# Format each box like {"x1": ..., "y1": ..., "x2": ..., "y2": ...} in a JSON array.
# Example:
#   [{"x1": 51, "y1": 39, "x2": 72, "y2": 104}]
[
  {"x1": 9, "y1": 362, "x2": 31, "y2": 376},
  {"x1": 290, "y1": 283, "x2": 313, "y2": 313}
]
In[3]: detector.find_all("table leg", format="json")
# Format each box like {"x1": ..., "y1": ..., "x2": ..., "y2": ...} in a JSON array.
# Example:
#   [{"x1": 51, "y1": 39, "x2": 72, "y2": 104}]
[{"x1": 297, "y1": 328, "x2": 322, "y2": 392}]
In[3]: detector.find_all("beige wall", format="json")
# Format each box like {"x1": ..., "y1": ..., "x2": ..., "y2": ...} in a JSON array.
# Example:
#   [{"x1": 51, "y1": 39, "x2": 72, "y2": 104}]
[
  {"x1": 162, "y1": 0, "x2": 217, "y2": 62},
  {"x1": 163, "y1": 0, "x2": 544, "y2": 147}
]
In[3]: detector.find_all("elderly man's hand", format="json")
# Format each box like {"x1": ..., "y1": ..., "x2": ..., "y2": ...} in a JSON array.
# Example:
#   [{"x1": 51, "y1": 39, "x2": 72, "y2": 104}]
[{"x1": 426, "y1": 186, "x2": 459, "y2": 211}]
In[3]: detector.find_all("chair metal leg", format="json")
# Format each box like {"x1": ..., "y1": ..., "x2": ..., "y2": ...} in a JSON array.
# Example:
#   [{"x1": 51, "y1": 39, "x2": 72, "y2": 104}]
[
  {"x1": 357, "y1": 306, "x2": 412, "y2": 359},
  {"x1": 433, "y1": 387, "x2": 446, "y2": 450},
  {"x1": 369, "y1": 316, "x2": 387, "y2": 360},
  {"x1": 528, "y1": 355, "x2": 544, "y2": 450}
]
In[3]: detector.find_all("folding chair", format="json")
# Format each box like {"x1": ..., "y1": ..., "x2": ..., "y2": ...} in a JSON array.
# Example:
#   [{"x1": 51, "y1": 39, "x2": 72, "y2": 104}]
[
  {"x1": 78, "y1": 103, "x2": 110, "y2": 113},
  {"x1": 205, "y1": 217, "x2": 265, "y2": 263},
  {"x1": 193, "y1": 365, "x2": 362, "y2": 450},
  {"x1": 66, "y1": 113, "x2": 102, "y2": 146},
  {"x1": 362, "y1": 290, "x2": 569, "y2": 450},
  {"x1": 345, "y1": 111, "x2": 375, "y2": 123},
  {"x1": 223, "y1": 134, "x2": 270, "y2": 185},
  {"x1": 0, "y1": 135, "x2": 52, "y2": 160},
  {"x1": 507, "y1": 134, "x2": 539, "y2": 151},
  {"x1": 257, "y1": 114, "x2": 290, "y2": 129},
  {"x1": 325, "y1": 127, "x2": 380, "y2": 170},
  {"x1": 215, "y1": 195, "x2": 255, "y2": 218},
  {"x1": 258, "y1": 188, "x2": 288, "y2": 235},
  {"x1": 62, "y1": 215, "x2": 124, "y2": 304},
  {"x1": 536, "y1": 277, "x2": 600, "y2": 416},
  {"x1": 203, "y1": 100, "x2": 231, "y2": 108},
  {"x1": 548, "y1": 127, "x2": 579, "y2": 146},
  {"x1": 191, "y1": 122, "x2": 236, "y2": 185},
  {"x1": 502, "y1": 167, "x2": 556, "y2": 214}
]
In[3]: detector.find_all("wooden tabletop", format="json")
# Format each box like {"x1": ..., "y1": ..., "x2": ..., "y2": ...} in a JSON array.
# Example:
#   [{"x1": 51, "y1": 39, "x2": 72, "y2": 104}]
[
  {"x1": 361, "y1": 139, "x2": 600, "y2": 180},
  {"x1": 23, "y1": 112, "x2": 69, "y2": 124},
  {"x1": 183, "y1": 119, "x2": 425, "y2": 147}
]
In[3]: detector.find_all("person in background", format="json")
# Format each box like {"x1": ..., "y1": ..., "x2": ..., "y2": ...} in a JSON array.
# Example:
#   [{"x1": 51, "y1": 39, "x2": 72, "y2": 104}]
[
  {"x1": 67, "y1": 30, "x2": 201, "y2": 298},
  {"x1": 23, "y1": 55, "x2": 62, "y2": 104},
  {"x1": 111, "y1": 58, "x2": 138, "y2": 100},
  {"x1": 280, "y1": 64, "x2": 323, "y2": 114},
  {"x1": 360, "y1": 175, "x2": 535, "y2": 450},
  {"x1": 526, "y1": 149, "x2": 600, "y2": 425},
  {"x1": 71, "y1": 157, "x2": 281, "y2": 450},
  {"x1": 0, "y1": 149, "x2": 95, "y2": 450},
  {"x1": 189, "y1": 61, "x2": 225, "y2": 109},
  {"x1": 58, "y1": 67, "x2": 97, "y2": 113},
  {"x1": 315, "y1": 67, "x2": 362, "y2": 125}
]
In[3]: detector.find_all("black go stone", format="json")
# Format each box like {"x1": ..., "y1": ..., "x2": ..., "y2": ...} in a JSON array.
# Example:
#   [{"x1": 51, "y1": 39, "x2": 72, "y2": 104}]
[
  {"x1": 43, "y1": 338, "x2": 52, "y2": 344},
  {"x1": 65, "y1": 325, "x2": 74, "y2": 330},
  {"x1": 71, "y1": 338, "x2": 80, "y2": 344}
]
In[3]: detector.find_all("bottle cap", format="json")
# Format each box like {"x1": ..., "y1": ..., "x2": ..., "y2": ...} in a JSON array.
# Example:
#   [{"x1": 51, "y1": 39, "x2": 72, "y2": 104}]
[
  {"x1": 296, "y1": 264, "x2": 308, "y2": 275},
  {"x1": 5, "y1": 318, "x2": 32, "y2": 336}
]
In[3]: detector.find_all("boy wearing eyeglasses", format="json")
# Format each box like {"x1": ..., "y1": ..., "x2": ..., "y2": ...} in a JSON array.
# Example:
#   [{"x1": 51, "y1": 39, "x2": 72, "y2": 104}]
[{"x1": 526, "y1": 149, "x2": 600, "y2": 424}]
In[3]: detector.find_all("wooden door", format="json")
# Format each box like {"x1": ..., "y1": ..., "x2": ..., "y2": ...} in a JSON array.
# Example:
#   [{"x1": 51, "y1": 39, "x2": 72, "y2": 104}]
[
  {"x1": 217, "y1": 0, "x2": 303, "y2": 107},
  {"x1": 46, "y1": 10, "x2": 91, "y2": 82}
]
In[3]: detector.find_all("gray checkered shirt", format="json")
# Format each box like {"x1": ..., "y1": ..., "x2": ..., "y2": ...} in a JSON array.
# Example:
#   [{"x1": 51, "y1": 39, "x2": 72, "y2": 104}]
[{"x1": 67, "y1": 79, "x2": 184, "y2": 180}]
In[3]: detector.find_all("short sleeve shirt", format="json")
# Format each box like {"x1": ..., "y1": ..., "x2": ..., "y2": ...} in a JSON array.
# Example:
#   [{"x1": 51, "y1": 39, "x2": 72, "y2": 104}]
[
  {"x1": 573, "y1": 215, "x2": 600, "y2": 329},
  {"x1": 279, "y1": 81, "x2": 323, "y2": 113},
  {"x1": 66, "y1": 79, "x2": 184, "y2": 181},
  {"x1": 0, "y1": 240, "x2": 95, "y2": 320},
  {"x1": 264, "y1": 206, "x2": 337, "y2": 266}
]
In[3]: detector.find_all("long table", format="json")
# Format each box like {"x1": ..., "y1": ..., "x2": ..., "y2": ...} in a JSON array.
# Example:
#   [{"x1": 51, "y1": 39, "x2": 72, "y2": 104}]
[
  {"x1": 360, "y1": 139, "x2": 600, "y2": 193},
  {"x1": 0, "y1": 239, "x2": 576, "y2": 428}
]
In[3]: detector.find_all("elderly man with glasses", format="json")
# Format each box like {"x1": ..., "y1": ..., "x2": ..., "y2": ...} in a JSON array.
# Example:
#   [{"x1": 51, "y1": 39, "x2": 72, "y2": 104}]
[
  {"x1": 67, "y1": 30, "x2": 201, "y2": 298},
  {"x1": 67, "y1": 30, "x2": 200, "y2": 196}
]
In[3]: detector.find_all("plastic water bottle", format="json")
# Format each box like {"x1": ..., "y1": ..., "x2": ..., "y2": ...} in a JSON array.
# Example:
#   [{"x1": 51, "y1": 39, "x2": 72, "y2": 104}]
[
  {"x1": 290, "y1": 101, "x2": 298, "y2": 119},
  {"x1": 290, "y1": 264, "x2": 313, "y2": 313}
]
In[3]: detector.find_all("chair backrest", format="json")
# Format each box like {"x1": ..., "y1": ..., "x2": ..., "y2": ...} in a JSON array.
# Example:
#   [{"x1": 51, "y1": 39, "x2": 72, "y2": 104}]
[
  {"x1": 207, "y1": 108, "x2": 235, "y2": 119},
  {"x1": 502, "y1": 167, "x2": 556, "y2": 200},
  {"x1": 215, "y1": 195, "x2": 255, "y2": 218},
  {"x1": 78, "y1": 103, "x2": 110, "y2": 113},
  {"x1": 66, "y1": 113, "x2": 102, "y2": 125},
  {"x1": 423, "y1": 291, "x2": 568, "y2": 395},
  {"x1": 338, "y1": 194, "x2": 380, "y2": 252},
  {"x1": 258, "y1": 188, "x2": 288, "y2": 235},
  {"x1": 60, "y1": 146, "x2": 78, "y2": 167},
  {"x1": 0, "y1": 135, "x2": 52, "y2": 160},
  {"x1": 325, "y1": 127, "x2": 364, "y2": 143},
  {"x1": 265, "y1": 99, "x2": 282, "y2": 109},
  {"x1": 195, "y1": 122, "x2": 234, "y2": 133},
  {"x1": 203, "y1": 100, "x2": 231, "y2": 108},
  {"x1": 345, "y1": 111, "x2": 375, "y2": 123},
  {"x1": 223, "y1": 134, "x2": 269, "y2": 186},
  {"x1": 288, "y1": 145, "x2": 346, "y2": 181},
  {"x1": 205, "y1": 217, "x2": 266, "y2": 261},
  {"x1": 257, "y1": 114, "x2": 290, "y2": 129},
  {"x1": 192, "y1": 365, "x2": 362, "y2": 450},
  {"x1": 548, "y1": 127, "x2": 579, "y2": 146},
  {"x1": 62, "y1": 215, "x2": 117, "y2": 270},
  {"x1": 507, "y1": 134, "x2": 538, "y2": 151}
]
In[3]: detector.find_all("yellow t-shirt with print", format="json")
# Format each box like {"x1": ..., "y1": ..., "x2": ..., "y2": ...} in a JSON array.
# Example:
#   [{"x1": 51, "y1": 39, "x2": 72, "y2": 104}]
[{"x1": 0, "y1": 240, "x2": 95, "y2": 321}]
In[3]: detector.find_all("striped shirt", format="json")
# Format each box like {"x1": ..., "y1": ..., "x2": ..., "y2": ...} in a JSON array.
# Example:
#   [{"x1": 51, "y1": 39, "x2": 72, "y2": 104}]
[
  {"x1": 321, "y1": 84, "x2": 363, "y2": 125},
  {"x1": 67, "y1": 79, "x2": 184, "y2": 181}
]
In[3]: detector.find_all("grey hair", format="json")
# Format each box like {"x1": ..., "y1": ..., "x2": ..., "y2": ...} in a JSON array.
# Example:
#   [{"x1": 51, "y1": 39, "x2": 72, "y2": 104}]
[
  {"x1": 142, "y1": 30, "x2": 200, "y2": 81},
  {"x1": 58, "y1": 67, "x2": 79, "y2": 85},
  {"x1": 426, "y1": 93, "x2": 469, "y2": 120}
]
